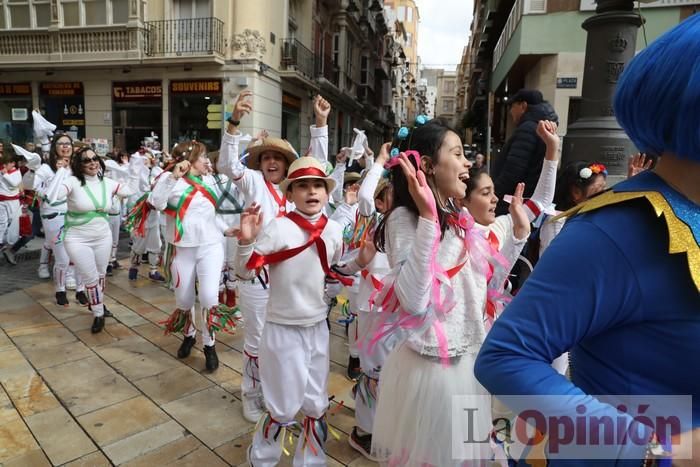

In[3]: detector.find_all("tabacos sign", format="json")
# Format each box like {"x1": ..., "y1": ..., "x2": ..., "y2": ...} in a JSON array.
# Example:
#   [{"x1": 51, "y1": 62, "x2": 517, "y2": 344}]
[{"x1": 112, "y1": 81, "x2": 163, "y2": 101}]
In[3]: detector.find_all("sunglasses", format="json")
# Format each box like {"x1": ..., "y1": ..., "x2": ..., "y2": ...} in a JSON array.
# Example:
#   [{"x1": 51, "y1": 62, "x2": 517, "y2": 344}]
[{"x1": 81, "y1": 155, "x2": 100, "y2": 164}]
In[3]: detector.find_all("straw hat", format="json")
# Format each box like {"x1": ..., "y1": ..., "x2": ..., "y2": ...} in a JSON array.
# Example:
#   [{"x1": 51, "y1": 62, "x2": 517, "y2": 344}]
[
  {"x1": 279, "y1": 157, "x2": 336, "y2": 193},
  {"x1": 246, "y1": 136, "x2": 298, "y2": 170},
  {"x1": 374, "y1": 178, "x2": 391, "y2": 200},
  {"x1": 343, "y1": 171, "x2": 361, "y2": 186}
]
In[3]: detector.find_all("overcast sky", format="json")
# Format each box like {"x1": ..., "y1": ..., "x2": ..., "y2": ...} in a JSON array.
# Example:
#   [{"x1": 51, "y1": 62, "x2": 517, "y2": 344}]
[{"x1": 415, "y1": 0, "x2": 473, "y2": 71}]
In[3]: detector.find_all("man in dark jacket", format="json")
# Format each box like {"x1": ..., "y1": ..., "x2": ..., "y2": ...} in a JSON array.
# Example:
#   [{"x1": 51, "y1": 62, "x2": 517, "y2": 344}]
[{"x1": 492, "y1": 89, "x2": 559, "y2": 215}]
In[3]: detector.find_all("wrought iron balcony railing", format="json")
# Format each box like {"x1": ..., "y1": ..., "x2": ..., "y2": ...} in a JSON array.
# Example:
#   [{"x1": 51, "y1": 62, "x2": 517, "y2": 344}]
[
  {"x1": 144, "y1": 17, "x2": 224, "y2": 57},
  {"x1": 280, "y1": 39, "x2": 316, "y2": 79}
]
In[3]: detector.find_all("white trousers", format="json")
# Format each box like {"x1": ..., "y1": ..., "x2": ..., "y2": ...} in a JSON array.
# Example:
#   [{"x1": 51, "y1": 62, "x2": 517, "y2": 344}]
[
  {"x1": 0, "y1": 199, "x2": 20, "y2": 246},
  {"x1": 108, "y1": 213, "x2": 120, "y2": 262},
  {"x1": 64, "y1": 224, "x2": 111, "y2": 316},
  {"x1": 354, "y1": 310, "x2": 401, "y2": 434},
  {"x1": 347, "y1": 287, "x2": 360, "y2": 358},
  {"x1": 251, "y1": 320, "x2": 330, "y2": 466},
  {"x1": 41, "y1": 215, "x2": 71, "y2": 292},
  {"x1": 219, "y1": 236, "x2": 238, "y2": 292},
  {"x1": 238, "y1": 279, "x2": 269, "y2": 398},
  {"x1": 170, "y1": 242, "x2": 223, "y2": 347}
]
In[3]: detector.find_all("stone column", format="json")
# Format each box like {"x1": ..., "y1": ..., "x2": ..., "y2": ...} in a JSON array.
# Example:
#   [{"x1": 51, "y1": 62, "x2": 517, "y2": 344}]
[{"x1": 561, "y1": 0, "x2": 643, "y2": 185}]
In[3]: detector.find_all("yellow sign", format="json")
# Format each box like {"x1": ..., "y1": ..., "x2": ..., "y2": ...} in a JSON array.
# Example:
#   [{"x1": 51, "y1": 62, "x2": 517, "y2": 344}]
[
  {"x1": 207, "y1": 121, "x2": 222, "y2": 129},
  {"x1": 207, "y1": 104, "x2": 222, "y2": 113}
]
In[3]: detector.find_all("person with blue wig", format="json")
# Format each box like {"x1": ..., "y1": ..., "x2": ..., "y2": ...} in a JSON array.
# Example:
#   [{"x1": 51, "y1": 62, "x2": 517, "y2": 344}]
[{"x1": 474, "y1": 14, "x2": 700, "y2": 466}]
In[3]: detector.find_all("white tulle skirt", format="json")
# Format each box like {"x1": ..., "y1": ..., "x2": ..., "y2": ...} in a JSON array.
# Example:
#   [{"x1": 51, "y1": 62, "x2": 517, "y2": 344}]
[{"x1": 372, "y1": 343, "x2": 493, "y2": 467}]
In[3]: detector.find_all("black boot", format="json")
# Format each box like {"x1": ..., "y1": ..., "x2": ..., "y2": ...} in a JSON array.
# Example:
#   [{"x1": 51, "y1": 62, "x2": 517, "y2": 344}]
[
  {"x1": 177, "y1": 336, "x2": 196, "y2": 359},
  {"x1": 91, "y1": 316, "x2": 105, "y2": 333},
  {"x1": 204, "y1": 344, "x2": 219, "y2": 372},
  {"x1": 75, "y1": 291, "x2": 89, "y2": 306},
  {"x1": 56, "y1": 291, "x2": 69, "y2": 306},
  {"x1": 103, "y1": 305, "x2": 113, "y2": 318}
]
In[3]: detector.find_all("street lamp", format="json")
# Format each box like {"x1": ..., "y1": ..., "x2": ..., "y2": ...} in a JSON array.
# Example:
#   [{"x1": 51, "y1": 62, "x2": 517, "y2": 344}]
[{"x1": 561, "y1": 0, "x2": 644, "y2": 184}]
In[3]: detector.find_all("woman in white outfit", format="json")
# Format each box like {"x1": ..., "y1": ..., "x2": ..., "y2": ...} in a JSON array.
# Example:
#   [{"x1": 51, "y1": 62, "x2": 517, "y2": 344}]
[
  {"x1": 45, "y1": 146, "x2": 140, "y2": 332},
  {"x1": 149, "y1": 141, "x2": 233, "y2": 372},
  {"x1": 34, "y1": 135, "x2": 89, "y2": 306}
]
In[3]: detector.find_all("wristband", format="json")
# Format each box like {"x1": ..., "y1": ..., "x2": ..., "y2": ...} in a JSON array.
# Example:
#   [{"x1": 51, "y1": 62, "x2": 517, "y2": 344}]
[{"x1": 227, "y1": 117, "x2": 241, "y2": 126}]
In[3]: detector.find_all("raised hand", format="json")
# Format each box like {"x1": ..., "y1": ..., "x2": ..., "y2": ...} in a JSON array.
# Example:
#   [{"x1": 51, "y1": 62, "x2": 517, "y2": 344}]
[
  {"x1": 344, "y1": 184, "x2": 359, "y2": 205},
  {"x1": 397, "y1": 153, "x2": 436, "y2": 221},
  {"x1": 376, "y1": 142, "x2": 392, "y2": 167},
  {"x1": 237, "y1": 203, "x2": 264, "y2": 245},
  {"x1": 172, "y1": 160, "x2": 190, "y2": 179},
  {"x1": 232, "y1": 90, "x2": 253, "y2": 122},
  {"x1": 509, "y1": 182, "x2": 531, "y2": 240},
  {"x1": 314, "y1": 95, "x2": 331, "y2": 126},
  {"x1": 336, "y1": 148, "x2": 350, "y2": 164},
  {"x1": 536, "y1": 120, "x2": 560, "y2": 160},
  {"x1": 627, "y1": 152, "x2": 653, "y2": 178}
]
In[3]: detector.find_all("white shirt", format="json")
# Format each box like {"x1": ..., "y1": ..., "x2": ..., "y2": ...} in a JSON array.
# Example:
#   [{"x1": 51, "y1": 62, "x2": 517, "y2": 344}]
[
  {"x1": 0, "y1": 169, "x2": 21, "y2": 198},
  {"x1": 236, "y1": 210, "x2": 347, "y2": 327},
  {"x1": 217, "y1": 125, "x2": 328, "y2": 227},
  {"x1": 148, "y1": 172, "x2": 228, "y2": 247},
  {"x1": 34, "y1": 164, "x2": 67, "y2": 215}
]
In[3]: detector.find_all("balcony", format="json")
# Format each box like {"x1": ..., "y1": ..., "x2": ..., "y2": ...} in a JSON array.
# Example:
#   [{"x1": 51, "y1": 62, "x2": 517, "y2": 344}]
[
  {"x1": 0, "y1": 18, "x2": 224, "y2": 67},
  {"x1": 315, "y1": 54, "x2": 339, "y2": 88},
  {"x1": 492, "y1": 0, "x2": 546, "y2": 70},
  {"x1": 279, "y1": 39, "x2": 318, "y2": 88},
  {"x1": 0, "y1": 27, "x2": 144, "y2": 67},
  {"x1": 144, "y1": 17, "x2": 224, "y2": 60}
]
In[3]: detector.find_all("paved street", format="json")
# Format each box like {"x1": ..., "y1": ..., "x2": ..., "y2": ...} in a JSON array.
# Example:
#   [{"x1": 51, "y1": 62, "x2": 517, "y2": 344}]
[{"x1": 0, "y1": 260, "x2": 372, "y2": 466}]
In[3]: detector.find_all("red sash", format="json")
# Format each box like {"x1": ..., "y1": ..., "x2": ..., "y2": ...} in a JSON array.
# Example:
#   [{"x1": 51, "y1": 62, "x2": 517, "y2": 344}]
[
  {"x1": 361, "y1": 269, "x2": 384, "y2": 291},
  {"x1": 247, "y1": 212, "x2": 353, "y2": 286},
  {"x1": 265, "y1": 180, "x2": 287, "y2": 217},
  {"x1": 0, "y1": 194, "x2": 20, "y2": 201}
]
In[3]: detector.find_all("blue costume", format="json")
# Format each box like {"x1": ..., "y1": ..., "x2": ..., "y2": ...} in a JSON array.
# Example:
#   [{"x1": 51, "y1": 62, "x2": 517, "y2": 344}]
[{"x1": 475, "y1": 171, "x2": 700, "y2": 465}]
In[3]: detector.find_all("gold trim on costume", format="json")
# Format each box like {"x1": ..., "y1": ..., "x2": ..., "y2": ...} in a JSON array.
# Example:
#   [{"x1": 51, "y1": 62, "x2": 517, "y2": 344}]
[{"x1": 554, "y1": 190, "x2": 700, "y2": 292}]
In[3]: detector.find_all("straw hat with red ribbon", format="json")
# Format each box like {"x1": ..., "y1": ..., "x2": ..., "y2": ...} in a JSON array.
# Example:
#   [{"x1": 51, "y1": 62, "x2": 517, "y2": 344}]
[{"x1": 279, "y1": 157, "x2": 336, "y2": 193}]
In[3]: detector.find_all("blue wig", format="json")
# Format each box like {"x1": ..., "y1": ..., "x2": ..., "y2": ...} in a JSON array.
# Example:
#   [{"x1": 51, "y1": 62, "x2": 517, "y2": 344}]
[{"x1": 614, "y1": 13, "x2": 700, "y2": 163}]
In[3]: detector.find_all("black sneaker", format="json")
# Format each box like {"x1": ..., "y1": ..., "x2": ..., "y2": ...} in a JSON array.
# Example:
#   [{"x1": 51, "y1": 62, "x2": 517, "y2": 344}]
[
  {"x1": 103, "y1": 305, "x2": 113, "y2": 318},
  {"x1": 75, "y1": 291, "x2": 89, "y2": 306},
  {"x1": 204, "y1": 344, "x2": 219, "y2": 372},
  {"x1": 106, "y1": 264, "x2": 113, "y2": 276},
  {"x1": 347, "y1": 356, "x2": 361, "y2": 381},
  {"x1": 177, "y1": 336, "x2": 196, "y2": 359},
  {"x1": 112, "y1": 260, "x2": 122, "y2": 269},
  {"x1": 348, "y1": 427, "x2": 379, "y2": 461},
  {"x1": 55, "y1": 291, "x2": 69, "y2": 306},
  {"x1": 91, "y1": 316, "x2": 105, "y2": 333}
]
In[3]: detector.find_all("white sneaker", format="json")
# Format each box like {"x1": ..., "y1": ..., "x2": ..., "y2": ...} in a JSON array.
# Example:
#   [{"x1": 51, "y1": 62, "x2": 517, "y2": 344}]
[
  {"x1": 242, "y1": 394, "x2": 264, "y2": 423},
  {"x1": 38, "y1": 264, "x2": 50, "y2": 279},
  {"x1": 65, "y1": 275, "x2": 77, "y2": 290}
]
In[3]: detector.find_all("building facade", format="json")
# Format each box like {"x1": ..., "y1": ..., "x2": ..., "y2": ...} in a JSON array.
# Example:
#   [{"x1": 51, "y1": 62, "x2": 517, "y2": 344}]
[
  {"x1": 458, "y1": 0, "x2": 700, "y2": 162},
  {"x1": 435, "y1": 69, "x2": 457, "y2": 124},
  {"x1": 0, "y1": 0, "x2": 401, "y2": 156}
]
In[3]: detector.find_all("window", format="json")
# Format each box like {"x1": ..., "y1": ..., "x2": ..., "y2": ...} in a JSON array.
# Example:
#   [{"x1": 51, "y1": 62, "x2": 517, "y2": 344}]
[
  {"x1": 444, "y1": 80, "x2": 455, "y2": 94},
  {"x1": 406, "y1": 32, "x2": 412, "y2": 45},
  {"x1": 57, "y1": 0, "x2": 132, "y2": 26},
  {"x1": 0, "y1": 0, "x2": 52, "y2": 28},
  {"x1": 332, "y1": 33, "x2": 340, "y2": 67},
  {"x1": 443, "y1": 99, "x2": 454, "y2": 113},
  {"x1": 346, "y1": 39, "x2": 353, "y2": 83},
  {"x1": 175, "y1": 0, "x2": 210, "y2": 19},
  {"x1": 406, "y1": 6, "x2": 412, "y2": 21}
]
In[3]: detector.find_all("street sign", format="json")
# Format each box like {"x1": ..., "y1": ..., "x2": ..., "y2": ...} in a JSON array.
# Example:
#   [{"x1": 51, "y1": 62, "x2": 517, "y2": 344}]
[{"x1": 206, "y1": 121, "x2": 221, "y2": 129}]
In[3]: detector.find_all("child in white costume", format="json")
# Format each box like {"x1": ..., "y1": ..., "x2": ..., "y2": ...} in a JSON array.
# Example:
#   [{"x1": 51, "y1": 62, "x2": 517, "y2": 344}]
[
  {"x1": 217, "y1": 91, "x2": 332, "y2": 423},
  {"x1": 0, "y1": 151, "x2": 22, "y2": 253},
  {"x1": 127, "y1": 151, "x2": 164, "y2": 282},
  {"x1": 236, "y1": 157, "x2": 365, "y2": 467},
  {"x1": 103, "y1": 154, "x2": 129, "y2": 276},
  {"x1": 44, "y1": 147, "x2": 141, "y2": 333},
  {"x1": 203, "y1": 150, "x2": 244, "y2": 310},
  {"x1": 149, "y1": 141, "x2": 236, "y2": 372}
]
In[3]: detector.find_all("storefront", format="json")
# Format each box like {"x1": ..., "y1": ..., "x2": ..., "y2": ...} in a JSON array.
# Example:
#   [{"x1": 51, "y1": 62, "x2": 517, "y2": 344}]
[
  {"x1": 169, "y1": 79, "x2": 222, "y2": 150},
  {"x1": 281, "y1": 92, "x2": 301, "y2": 152},
  {"x1": 0, "y1": 83, "x2": 33, "y2": 146},
  {"x1": 112, "y1": 81, "x2": 163, "y2": 154},
  {"x1": 39, "y1": 82, "x2": 86, "y2": 141}
]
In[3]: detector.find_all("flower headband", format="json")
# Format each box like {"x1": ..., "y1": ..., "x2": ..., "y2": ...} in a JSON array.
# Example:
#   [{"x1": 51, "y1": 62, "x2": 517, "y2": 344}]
[{"x1": 579, "y1": 162, "x2": 608, "y2": 180}]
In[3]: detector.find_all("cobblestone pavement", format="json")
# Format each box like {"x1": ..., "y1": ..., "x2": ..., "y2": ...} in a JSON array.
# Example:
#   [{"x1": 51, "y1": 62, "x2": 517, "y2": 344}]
[{"x1": 0, "y1": 260, "x2": 373, "y2": 466}]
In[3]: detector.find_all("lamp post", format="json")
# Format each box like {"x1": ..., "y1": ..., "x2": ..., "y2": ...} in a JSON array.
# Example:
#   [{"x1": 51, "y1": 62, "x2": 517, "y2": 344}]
[{"x1": 561, "y1": 0, "x2": 643, "y2": 185}]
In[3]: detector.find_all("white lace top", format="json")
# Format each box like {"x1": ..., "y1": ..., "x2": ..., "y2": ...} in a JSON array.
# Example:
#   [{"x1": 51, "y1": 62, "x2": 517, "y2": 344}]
[{"x1": 386, "y1": 209, "x2": 526, "y2": 357}]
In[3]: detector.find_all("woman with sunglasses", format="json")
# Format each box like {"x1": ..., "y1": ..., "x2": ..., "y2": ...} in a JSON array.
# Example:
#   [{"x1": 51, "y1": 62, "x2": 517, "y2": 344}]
[
  {"x1": 44, "y1": 146, "x2": 140, "y2": 332},
  {"x1": 34, "y1": 134, "x2": 91, "y2": 306}
]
